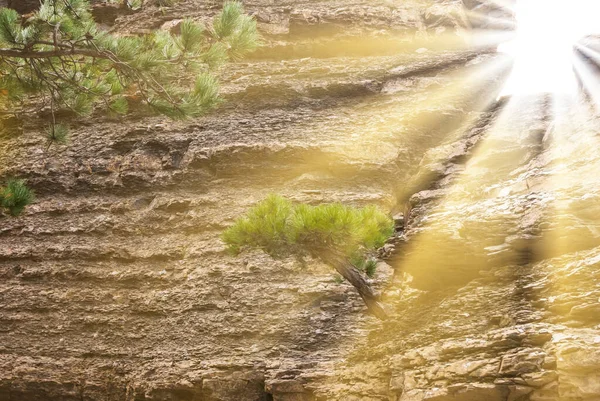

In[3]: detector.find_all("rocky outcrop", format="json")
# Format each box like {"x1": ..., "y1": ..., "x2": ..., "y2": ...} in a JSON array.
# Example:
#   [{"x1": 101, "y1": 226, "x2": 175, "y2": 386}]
[{"x1": 4, "y1": 0, "x2": 38, "y2": 13}]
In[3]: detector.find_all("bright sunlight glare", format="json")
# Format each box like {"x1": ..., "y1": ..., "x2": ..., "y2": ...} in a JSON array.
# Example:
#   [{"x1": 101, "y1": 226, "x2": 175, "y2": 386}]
[{"x1": 498, "y1": 0, "x2": 600, "y2": 96}]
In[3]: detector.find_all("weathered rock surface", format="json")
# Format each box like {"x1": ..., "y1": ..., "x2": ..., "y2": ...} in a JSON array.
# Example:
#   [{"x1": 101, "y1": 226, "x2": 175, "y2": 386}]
[{"x1": 2, "y1": 0, "x2": 600, "y2": 400}]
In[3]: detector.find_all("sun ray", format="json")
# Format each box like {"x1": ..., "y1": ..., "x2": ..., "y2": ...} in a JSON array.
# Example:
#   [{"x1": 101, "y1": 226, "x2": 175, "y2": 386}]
[
  {"x1": 392, "y1": 93, "x2": 547, "y2": 283},
  {"x1": 309, "y1": 54, "x2": 516, "y2": 398},
  {"x1": 319, "y1": 93, "x2": 555, "y2": 398},
  {"x1": 479, "y1": 0, "x2": 517, "y2": 11},
  {"x1": 497, "y1": 0, "x2": 600, "y2": 97},
  {"x1": 573, "y1": 43, "x2": 600, "y2": 108},
  {"x1": 464, "y1": 9, "x2": 517, "y2": 31},
  {"x1": 385, "y1": 55, "x2": 513, "y2": 202},
  {"x1": 308, "y1": 1, "x2": 600, "y2": 398},
  {"x1": 465, "y1": 28, "x2": 515, "y2": 49}
]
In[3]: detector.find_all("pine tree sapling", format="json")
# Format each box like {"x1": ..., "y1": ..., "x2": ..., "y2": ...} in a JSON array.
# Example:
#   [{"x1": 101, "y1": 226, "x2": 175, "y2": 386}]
[
  {"x1": 364, "y1": 258, "x2": 378, "y2": 278},
  {"x1": 223, "y1": 195, "x2": 394, "y2": 319},
  {"x1": 46, "y1": 123, "x2": 68, "y2": 146},
  {"x1": 0, "y1": 0, "x2": 259, "y2": 141},
  {"x1": 0, "y1": 179, "x2": 35, "y2": 216}
]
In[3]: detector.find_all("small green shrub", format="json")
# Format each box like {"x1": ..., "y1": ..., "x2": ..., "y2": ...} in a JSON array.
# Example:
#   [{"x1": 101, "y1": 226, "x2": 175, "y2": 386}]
[
  {"x1": 0, "y1": 179, "x2": 35, "y2": 216},
  {"x1": 223, "y1": 194, "x2": 393, "y2": 260},
  {"x1": 224, "y1": 195, "x2": 393, "y2": 318},
  {"x1": 364, "y1": 259, "x2": 378, "y2": 278},
  {"x1": 46, "y1": 124, "x2": 69, "y2": 146},
  {"x1": 350, "y1": 254, "x2": 378, "y2": 278}
]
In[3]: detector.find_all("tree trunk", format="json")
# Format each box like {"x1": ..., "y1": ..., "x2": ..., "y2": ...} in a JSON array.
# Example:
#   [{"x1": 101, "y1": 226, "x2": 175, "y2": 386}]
[{"x1": 321, "y1": 252, "x2": 388, "y2": 320}]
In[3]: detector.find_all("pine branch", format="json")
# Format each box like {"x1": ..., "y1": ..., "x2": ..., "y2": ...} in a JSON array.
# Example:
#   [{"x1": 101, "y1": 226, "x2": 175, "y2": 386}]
[
  {"x1": 0, "y1": 0, "x2": 260, "y2": 138},
  {"x1": 0, "y1": 46, "x2": 111, "y2": 59}
]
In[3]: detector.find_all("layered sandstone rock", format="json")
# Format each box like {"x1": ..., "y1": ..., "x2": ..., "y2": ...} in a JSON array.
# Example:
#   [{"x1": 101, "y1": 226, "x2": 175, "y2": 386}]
[{"x1": 2, "y1": 1, "x2": 599, "y2": 401}]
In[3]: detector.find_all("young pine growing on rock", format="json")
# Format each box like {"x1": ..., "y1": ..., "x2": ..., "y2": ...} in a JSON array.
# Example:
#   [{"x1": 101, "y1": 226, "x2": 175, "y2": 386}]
[
  {"x1": 222, "y1": 195, "x2": 394, "y2": 319},
  {"x1": 0, "y1": 179, "x2": 35, "y2": 216}
]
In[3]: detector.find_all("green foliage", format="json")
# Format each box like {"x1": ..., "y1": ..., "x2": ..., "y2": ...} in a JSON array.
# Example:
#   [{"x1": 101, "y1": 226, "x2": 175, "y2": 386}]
[
  {"x1": 0, "y1": 179, "x2": 35, "y2": 216},
  {"x1": 364, "y1": 259, "x2": 378, "y2": 278},
  {"x1": 110, "y1": 96, "x2": 128, "y2": 114},
  {"x1": 180, "y1": 18, "x2": 204, "y2": 52},
  {"x1": 213, "y1": 1, "x2": 242, "y2": 39},
  {"x1": 0, "y1": 8, "x2": 19, "y2": 44},
  {"x1": 350, "y1": 254, "x2": 378, "y2": 278},
  {"x1": 212, "y1": 1, "x2": 260, "y2": 60},
  {"x1": 0, "y1": 0, "x2": 260, "y2": 137},
  {"x1": 222, "y1": 195, "x2": 394, "y2": 262},
  {"x1": 46, "y1": 123, "x2": 69, "y2": 145},
  {"x1": 222, "y1": 194, "x2": 293, "y2": 255}
]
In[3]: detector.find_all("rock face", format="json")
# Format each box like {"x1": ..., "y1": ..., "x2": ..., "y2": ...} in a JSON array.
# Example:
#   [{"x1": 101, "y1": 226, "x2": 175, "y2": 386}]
[
  {"x1": 4, "y1": 0, "x2": 38, "y2": 13},
  {"x1": 1, "y1": 0, "x2": 600, "y2": 400}
]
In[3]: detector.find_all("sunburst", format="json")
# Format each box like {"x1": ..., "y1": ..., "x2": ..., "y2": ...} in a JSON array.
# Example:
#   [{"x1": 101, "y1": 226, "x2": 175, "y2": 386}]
[{"x1": 498, "y1": 0, "x2": 600, "y2": 96}]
